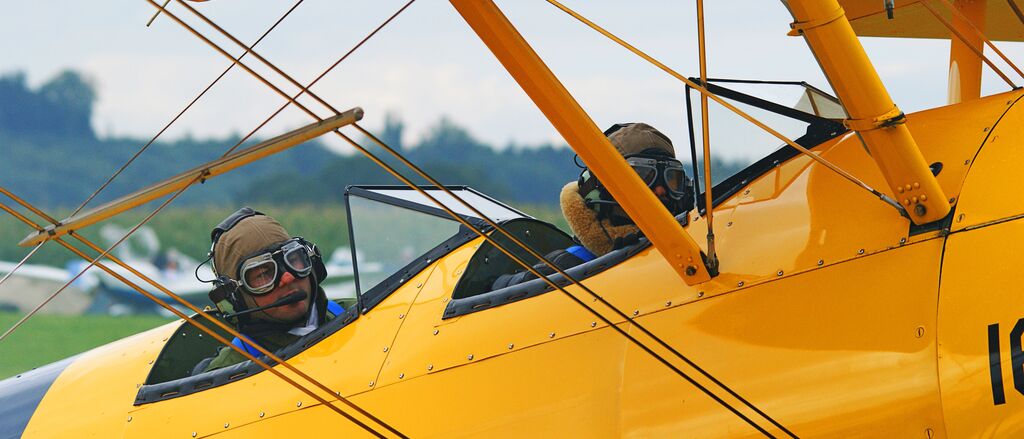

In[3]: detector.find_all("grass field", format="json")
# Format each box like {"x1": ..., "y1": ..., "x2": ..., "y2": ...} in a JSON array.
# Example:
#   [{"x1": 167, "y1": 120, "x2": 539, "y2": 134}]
[{"x1": 0, "y1": 312, "x2": 174, "y2": 379}]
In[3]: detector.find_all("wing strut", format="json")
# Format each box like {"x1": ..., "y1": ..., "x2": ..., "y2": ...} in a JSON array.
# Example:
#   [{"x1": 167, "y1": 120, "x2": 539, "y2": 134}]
[
  {"x1": 448, "y1": 0, "x2": 713, "y2": 286},
  {"x1": 544, "y1": 0, "x2": 909, "y2": 221},
  {"x1": 695, "y1": 0, "x2": 720, "y2": 275},
  {"x1": 18, "y1": 109, "x2": 362, "y2": 247},
  {"x1": 146, "y1": 1, "x2": 794, "y2": 435},
  {"x1": 786, "y1": 0, "x2": 951, "y2": 224}
]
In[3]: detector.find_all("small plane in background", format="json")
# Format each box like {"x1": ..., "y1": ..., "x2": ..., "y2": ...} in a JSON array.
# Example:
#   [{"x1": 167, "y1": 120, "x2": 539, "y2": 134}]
[{"x1": 0, "y1": 260, "x2": 91, "y2": 315}]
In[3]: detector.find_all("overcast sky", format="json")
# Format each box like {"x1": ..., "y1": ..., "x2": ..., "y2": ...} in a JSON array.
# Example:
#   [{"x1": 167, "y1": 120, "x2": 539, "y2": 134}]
[{"x1": 2, "y1": 1, "x2": 1021, "y2": 161}]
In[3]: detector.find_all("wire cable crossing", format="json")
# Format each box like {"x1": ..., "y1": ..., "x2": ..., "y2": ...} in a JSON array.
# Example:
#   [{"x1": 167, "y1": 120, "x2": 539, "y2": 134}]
[{"x1": 153, "y1": 0, "x2": 792, "y2": 435}]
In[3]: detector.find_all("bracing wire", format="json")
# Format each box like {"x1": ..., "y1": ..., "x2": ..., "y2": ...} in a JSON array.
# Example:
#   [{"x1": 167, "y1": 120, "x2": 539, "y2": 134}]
[
  {"x1": 0, "y1": 2, "x2": 423, "y2": 436},
  {"x1": 1009, "y1": 0, "x2": 1024, "y2": 29},
  {"x1": 0, "y1": 241, "x2": 45, "y2": 290},
  {"x1": 0, "y1": 192, "x2": 398, "y2": 439},
  {"x1": 919, "y1": 0, "x2": 1018, "y2": 88},
  {"x1": 0, "y1": 188, "x2": 181, "y2": 343},
  {"x1": 543, "y1": 0, "x2": 907, "y2": 219},
  {"x1": 72, "y1": 0, "x2": 307, "y2": 218},
  {"x1": 938, "y1": 0, "x2": 1024, "y2": 81},
  {"x1": 159, "y1": 1, "x2": 791, "y2": 436},
  {"x1": 145, "y1": 0, "x2": 173, "y2": 26}
]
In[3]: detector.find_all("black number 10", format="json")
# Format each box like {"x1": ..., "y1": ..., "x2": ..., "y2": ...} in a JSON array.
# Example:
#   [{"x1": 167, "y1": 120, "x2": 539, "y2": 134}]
[{"x1": 988, "y1": 320, "x2": 1024, "y2": 406}]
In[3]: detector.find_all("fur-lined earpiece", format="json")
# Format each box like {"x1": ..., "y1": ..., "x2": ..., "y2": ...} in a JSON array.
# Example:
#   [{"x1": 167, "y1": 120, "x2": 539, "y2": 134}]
[{"x1": 560, "y1": 182, "x2": 640, "y2": 256}]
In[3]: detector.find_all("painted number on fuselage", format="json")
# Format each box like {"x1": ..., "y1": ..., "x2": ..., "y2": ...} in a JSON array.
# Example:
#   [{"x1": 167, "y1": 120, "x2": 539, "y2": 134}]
[{"x1": 987, "y1": 321, "x2": 1024, "y2": 405}]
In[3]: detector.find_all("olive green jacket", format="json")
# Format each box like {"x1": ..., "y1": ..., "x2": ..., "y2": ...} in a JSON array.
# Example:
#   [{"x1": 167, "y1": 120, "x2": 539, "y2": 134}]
[
  {"x1": 201, "y1": 305, "x2": 339, "y2": 373},
  {"x1": 202, "y1": 331, "x2": 300, "y2": 372}
]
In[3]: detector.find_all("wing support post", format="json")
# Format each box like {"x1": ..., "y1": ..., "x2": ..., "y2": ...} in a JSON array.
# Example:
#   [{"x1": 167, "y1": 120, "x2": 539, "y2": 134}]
[
  {"x1": 449, "y1": 0, "x2": 712, "y2": 285},
  {"x1": 18, "y1": 108, "x2": 363, "y2": 247},
  {"x1": 786, "y1": 0, "x2": 950, "y2": 224}
]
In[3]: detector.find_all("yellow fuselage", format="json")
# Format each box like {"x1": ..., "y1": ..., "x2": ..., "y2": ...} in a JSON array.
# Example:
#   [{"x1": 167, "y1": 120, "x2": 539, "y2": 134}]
[{"x1": 16, "y1": 89, "x2": 1024, "y2": 437}]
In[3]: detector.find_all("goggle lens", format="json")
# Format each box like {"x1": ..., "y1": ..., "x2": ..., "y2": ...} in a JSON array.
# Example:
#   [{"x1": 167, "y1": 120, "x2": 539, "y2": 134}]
[
  {"x1": 630, "y1": 164, "x2": 658, "y2": 186},
  {"x1": 663, "y1": 167, "x2": 686, "y2": 194},
  {"x1": 284, "y1": 245, "x2": 311, "y2": 272},
  {"x1": 238, "y1": 240, "x2": 314, "y2": 295},
  {"x1": 626, "y1": 156, "x2": 689, "y2": 199},
  {"x1": 243, "y1": 259, "x2": 277, "y2": 292}
]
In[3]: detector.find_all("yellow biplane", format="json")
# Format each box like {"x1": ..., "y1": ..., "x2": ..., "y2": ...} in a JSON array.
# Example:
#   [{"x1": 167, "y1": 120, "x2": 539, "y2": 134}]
[{"x1": 2, "y1": 0, "x2": 1024, "y2": 437}]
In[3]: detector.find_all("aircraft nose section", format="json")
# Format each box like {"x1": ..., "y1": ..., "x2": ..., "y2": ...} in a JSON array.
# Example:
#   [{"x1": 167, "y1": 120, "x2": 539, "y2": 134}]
[{"x1": 0, "y1": 356, "x2": 76, "y2": 438}]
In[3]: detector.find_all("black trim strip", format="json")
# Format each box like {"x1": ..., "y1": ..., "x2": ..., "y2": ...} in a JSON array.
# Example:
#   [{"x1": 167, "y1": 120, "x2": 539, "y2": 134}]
[
  {"x1": 704, "y1": 77, "x2": 840, "y2": 105},
  {"x1": 0, "y1": 355, "x2": 77, "y2": 439},
  {"x1": 444, "y1": 237, "x2": 651, "y2": 318},
  {"x1": 683, "y1": 78, "x2": 848, "y2": 213},
  {"x1": 697, "y1": 79, "x2": 844, "y2": 127}
]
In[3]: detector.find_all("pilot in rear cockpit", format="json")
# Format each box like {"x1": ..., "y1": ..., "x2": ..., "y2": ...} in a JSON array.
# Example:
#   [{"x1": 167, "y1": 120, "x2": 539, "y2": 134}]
[
  {"x1": 492, "y1": 123, "x2": 694, "y2": 290},
  {"x1": 194, "y1": 208, "x2": 344, "y2": 374},
  {"x1": 559, "y1": 122, "x2": 695, "y2": 258}
]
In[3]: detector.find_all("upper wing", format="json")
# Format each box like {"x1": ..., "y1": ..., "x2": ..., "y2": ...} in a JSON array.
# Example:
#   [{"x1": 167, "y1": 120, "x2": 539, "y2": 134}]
[{"x1": 836, "y1": 0, "x2": 1024, "y2": 41}]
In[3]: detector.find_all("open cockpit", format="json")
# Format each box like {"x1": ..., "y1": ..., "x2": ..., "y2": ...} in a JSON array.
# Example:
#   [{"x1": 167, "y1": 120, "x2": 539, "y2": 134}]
[{"x1": 136, "y1": 77, "x2": 856, "y2": 403}]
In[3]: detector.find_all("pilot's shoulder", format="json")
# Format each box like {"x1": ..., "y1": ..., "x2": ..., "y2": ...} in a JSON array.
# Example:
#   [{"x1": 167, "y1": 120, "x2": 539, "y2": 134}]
[{"x1": 201, "y1": 345, "x2": 246, "y2": 373}]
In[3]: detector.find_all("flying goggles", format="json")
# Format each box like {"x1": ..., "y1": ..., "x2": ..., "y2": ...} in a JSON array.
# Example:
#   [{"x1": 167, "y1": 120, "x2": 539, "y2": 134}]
[
  {"x1": 578, "y1": 152, "x2": 695, "y2": 223},
  {"x1": 624, "y1": 155, "x2": 691, "y2": 200},
  {"x1": 237, "y1": 238, "x2": 314, "y2": 295}
]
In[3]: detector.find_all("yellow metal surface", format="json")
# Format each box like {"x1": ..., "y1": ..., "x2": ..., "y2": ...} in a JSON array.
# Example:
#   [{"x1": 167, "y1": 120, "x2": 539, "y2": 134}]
[
  {"x1": 679, "y1": 91, "x2": 1011, "y2": 293},
  {"x1": 221, "y1": 329, "x2": 630, "y2": 438},
  {"x1": 448, "y1": 0, "x2": 711, "y2": 285},
  {"x1": 18, "y1": 108, "x2": 363, "y2": 247},
  {"x1": 938, "y1": 219, "x2": 1024, "y2": 437},
  {"x1": 22, "y1": 323, "x2": 177, "y2": 437},
  {"x1": 185, "y1": 198, "x2": 948, "y2": 436},
  {"x1": 839, "y1": 0, "x2": 1024, "y2": 42},
  {"x1": 933, "y1": 104, "x2": 1024, "y2": 433},
  {"x1": 948, "y1": 0, "x2": 986, "y2": 103},
  {"x1": 951, "y1": 91, "x2": 1024, "y2": 231},
  {"x1": 621, "y1": 240, "x2": 945, "y2": 437},
  {"x1": 377, "y1": 238, "x2": 691, "y2": 390},
  {"x1": 15, "y1": 85, "x2": 1023, "y2": 437},
  {"x1": 788, "y1": 0, "x2": 951, "y2": 224},
  {"x1": 119, "y1": 263, "x2": 434, "y2": 438}
]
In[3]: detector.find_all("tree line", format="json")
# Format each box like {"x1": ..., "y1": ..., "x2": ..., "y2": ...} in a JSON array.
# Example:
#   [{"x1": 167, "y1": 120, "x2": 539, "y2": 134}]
[
  {"x1": 0, "y1": 69, "x2": 756, "y2": 266},
  {"x1": 0, "y1": 69, "x2": 749, "y2": 211}
]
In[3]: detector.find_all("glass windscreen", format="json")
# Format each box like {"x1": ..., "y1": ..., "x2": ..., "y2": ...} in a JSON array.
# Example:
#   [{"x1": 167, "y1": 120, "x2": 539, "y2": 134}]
[
  {"x1": 793, "y1": 86, "x2": 846, "y2": 120},
  {"x1": 362, "y1": 187, "x2": 526, "y2": 222},
  {"x1": 348, "y1": 194, "x2": 463, "y2": 294}
]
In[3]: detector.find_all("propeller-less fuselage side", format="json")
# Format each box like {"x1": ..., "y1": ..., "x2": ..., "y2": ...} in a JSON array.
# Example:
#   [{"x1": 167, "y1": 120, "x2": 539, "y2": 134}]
[
  {"x1": 4, "y1": 0, "x2": 1024, "y2": 437},
  {"x1": 1, "y1": 87, "x2": 1021, "y2": 437}
]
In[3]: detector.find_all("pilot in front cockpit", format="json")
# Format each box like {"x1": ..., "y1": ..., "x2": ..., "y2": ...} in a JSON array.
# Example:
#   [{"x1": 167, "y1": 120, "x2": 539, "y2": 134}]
[
  {"x1": 560, "y1": 122, "x2": 694, "y2": 258},
  {"x1": 194, "y1": 208, "x2": 344, "y2": 374}
]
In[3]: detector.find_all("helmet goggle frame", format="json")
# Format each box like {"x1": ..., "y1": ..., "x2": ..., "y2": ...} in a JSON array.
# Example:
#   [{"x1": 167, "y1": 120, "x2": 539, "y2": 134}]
[
  {"x1": 237, "y1": 238, "x2": 314, "y2": 295},
  {"x1": 624, "y1": 155, "x2": 689, "y2": 200}
]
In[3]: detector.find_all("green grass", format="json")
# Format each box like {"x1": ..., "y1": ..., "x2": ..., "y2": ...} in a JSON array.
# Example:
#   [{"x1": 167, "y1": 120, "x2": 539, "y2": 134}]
[{"x1": 0, "y1": 312, "x2": 174, "y2": 379}]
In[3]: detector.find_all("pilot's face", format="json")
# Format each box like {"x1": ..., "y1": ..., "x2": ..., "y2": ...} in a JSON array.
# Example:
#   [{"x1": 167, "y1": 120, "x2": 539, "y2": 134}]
[{"x1": 249, "y1": 270, "x2": 311, "y2": 323}]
